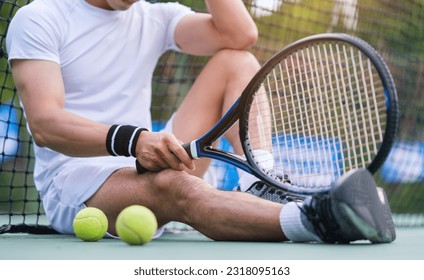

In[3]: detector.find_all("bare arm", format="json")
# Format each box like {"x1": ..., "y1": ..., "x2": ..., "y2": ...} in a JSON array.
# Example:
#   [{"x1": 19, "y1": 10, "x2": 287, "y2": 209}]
[
  {"x1": 175, "y1": 0, "x2": 258, "y2": 55},
  {"x1": 10, "y1": 59, "x2": 194, "y2": 171},
  {"x1": 11, "y1": 59, "x2": 110, "y2": 157}
]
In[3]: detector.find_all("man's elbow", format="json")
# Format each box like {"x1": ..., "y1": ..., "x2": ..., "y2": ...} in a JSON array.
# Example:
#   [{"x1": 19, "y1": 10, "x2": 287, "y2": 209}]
[
  {"x1": 27, "y1": 118, "x2": 51, "y2": 148},
  {"x1": 30, "y1": 128, "x2": 48, "y2": 148},
  {"x1": 243, "y1": 26, "x2": 259, "y2": 49},
  {"x1": 230, "y1": 26, "x2": 258, "y2": 50}
]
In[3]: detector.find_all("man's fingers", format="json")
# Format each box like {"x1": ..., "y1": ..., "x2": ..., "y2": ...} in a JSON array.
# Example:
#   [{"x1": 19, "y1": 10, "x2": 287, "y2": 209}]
[
  {"x1": 168, "y1": 139, "x2": 195, "y2": 171},
  {"x1": 159, "y1": 133, "x2": 194, "y2": 170},
  {"x1": 136, "y1": 131, "x2": 195, "y2": 172}
]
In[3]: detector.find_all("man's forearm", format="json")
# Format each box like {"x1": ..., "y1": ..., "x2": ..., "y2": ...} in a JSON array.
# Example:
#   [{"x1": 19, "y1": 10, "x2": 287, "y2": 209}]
[{"x1": 28, "y1": 109, "x2": 111, "y2": 157}]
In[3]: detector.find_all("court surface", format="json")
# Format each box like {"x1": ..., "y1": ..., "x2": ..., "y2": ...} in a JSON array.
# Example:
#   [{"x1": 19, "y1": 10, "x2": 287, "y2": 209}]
[{"x1": 1, "y1": 227, "x2": 423, "y2": 260}]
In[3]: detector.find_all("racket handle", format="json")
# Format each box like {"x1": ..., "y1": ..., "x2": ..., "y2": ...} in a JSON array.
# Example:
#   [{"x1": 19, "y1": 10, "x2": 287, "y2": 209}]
[{"x1": 182, "y1": 142, "x2": 193, "y2": 158}]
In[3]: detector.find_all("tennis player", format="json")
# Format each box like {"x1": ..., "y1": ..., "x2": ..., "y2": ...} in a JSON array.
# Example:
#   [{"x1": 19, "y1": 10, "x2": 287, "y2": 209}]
[{"x1": 6, "y1": 0, "x2": 395, "y2": 243}]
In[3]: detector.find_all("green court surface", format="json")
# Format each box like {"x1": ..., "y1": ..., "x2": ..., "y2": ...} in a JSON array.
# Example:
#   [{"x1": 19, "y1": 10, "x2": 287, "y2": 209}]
[{"x1": 1, "y1": 227, "x2": 423, "y2": 260}]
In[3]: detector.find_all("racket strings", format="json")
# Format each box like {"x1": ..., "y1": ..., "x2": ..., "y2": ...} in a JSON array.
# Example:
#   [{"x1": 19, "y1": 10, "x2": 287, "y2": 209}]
[{"x1": 246, "y1": 41, "x2": 387, "y2": 189}]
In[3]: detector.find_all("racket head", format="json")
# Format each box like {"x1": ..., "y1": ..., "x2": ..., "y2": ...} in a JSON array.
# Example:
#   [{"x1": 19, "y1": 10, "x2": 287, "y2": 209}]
[{"x1": 238, "y1": 33, "x2": 399, "y2": 195}]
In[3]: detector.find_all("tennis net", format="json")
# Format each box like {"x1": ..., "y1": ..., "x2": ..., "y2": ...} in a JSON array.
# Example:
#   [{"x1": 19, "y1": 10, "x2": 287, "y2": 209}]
[{"x1": 1, "y1": 0, "x2": 423, "y2": 234}]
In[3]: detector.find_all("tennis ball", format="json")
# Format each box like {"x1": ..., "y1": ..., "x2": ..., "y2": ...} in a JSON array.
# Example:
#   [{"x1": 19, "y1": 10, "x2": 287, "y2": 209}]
[
  {"x1": 116, "y1": 205, "x2": 158, "y2": 245},
  {"x1": 73, "y1": 207, "x2": 108, "y2": 242}
]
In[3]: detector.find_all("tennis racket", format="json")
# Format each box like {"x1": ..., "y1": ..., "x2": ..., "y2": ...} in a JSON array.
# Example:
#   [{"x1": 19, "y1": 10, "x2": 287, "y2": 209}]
[{"x1": 136, "y1": 33, "x2": 399, "y2": 195}]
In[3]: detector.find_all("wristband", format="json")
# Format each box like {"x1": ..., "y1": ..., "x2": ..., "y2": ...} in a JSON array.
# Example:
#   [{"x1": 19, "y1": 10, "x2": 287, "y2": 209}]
[{"x1": 106, "y1": 125, "x2": 148, "y2": 157}]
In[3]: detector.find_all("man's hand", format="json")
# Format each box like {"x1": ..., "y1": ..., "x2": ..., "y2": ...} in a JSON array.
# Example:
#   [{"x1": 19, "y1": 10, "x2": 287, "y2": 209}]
[{"x1": 135, "y1": 131, "x2": 195, "y2": 172}]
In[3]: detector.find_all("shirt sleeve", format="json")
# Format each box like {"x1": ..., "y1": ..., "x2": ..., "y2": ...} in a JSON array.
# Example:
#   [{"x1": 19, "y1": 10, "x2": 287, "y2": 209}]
[
  {"x1": 149, "y1": 2, "x2": 194, "y2": 52},
  {"x1": 6, "y1": 4, "x2": 61, "y2": 65}
]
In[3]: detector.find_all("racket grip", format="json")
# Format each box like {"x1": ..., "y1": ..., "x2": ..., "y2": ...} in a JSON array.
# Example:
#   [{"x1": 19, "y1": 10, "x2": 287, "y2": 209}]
[
  {"x1": 135, "y1": 160, "x2": 150, "y2": 174},
  {"x1": 182, "y1": 142, "x2": 193, "y2": 158}
]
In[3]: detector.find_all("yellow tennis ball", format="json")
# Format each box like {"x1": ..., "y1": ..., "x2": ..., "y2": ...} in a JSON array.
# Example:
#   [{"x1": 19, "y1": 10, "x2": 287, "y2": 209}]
[
  {"x1": 73, "y1": 207, "x2": 108, "y2": 242},
  {"x1": 116, "y1": 205, "x2": 158, "y2": 245}
]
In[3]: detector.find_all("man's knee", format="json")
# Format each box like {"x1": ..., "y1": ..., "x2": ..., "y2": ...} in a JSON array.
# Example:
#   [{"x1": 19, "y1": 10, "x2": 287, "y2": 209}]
[
  {"x1": 149, "y1": 169, "x2": 211, "y2": 219},
  {"x1": 150, "y1": 169, "x2": 188, "y2": 190},
  {"x1": 149, "y1": 169, "x2": 201, "y2": 202},
  {"x1": 212, "y1": 49, "x2": 260, "y2": 75}
]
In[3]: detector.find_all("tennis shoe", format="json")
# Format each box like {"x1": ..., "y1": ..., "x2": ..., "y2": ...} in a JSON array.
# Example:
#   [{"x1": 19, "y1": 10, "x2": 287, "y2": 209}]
[
  {"x1": 300, "y1": 168, "x2": 396, "y2": 243},
  {"x1": 237, "y1": 179, "x2": 305, "y2": 204}
]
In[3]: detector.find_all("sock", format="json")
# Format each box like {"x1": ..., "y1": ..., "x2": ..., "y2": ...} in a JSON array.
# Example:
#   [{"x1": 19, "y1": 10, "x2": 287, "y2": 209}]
[
  {"x1": 236, "y1": 149, "x2": 275, "y2": 191},
  {"x1": 279, "y1": 201, "x2": 322, "y2": 243},
  {"x1": 236, "y1": 169, "x2": 258, "y2": 191}
]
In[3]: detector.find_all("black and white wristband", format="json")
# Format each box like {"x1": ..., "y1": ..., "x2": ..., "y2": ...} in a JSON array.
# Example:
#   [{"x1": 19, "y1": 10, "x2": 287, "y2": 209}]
[{"x1": 106, "y1": 125, "x2": 148, "y2": 157}]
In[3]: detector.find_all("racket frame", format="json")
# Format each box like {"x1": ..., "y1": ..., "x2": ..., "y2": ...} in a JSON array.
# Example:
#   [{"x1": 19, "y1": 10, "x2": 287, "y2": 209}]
[
  {"x1": 147, "y1": 33, "x2": 399, "y2": 195},
  {"x1": 238, "y1": 33, "x2": 398, "y2": 194},
  {"x1": 184, "y1": 99, "x2": 254, "y2": 173}
]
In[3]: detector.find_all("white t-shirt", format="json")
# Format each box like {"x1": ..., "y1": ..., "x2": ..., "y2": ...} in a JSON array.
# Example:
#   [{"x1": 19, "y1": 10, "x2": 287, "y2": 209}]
[{"x1": 6, "y1": 0, "x2": 193, "y2": 232}]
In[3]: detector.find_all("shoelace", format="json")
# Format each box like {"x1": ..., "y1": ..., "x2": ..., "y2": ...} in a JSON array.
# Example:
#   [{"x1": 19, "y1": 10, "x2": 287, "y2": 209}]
[
  {"x1": 248, "y1": 181, "x2": 305, "y2": 203},
  {"x1": 300, "y1": 194, "x2": 349, "y2": 243}
]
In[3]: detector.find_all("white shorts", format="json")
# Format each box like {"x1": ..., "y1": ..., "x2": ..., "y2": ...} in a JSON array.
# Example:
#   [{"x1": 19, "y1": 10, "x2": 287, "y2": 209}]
[{"x1": 43, "y1": 117, "x2": 175, "y2": 237}]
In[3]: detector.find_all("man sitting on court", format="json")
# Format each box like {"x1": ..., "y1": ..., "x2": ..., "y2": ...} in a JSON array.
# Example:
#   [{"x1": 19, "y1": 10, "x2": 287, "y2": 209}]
[{"x1": 6, "y1": 0, "x2": 395, "y2": 243}]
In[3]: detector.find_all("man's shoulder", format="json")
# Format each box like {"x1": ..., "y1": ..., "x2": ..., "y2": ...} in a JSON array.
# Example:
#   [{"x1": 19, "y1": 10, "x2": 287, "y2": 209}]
[{"x1": 13, "y1": 0, "x2": 72, "y2": 22}]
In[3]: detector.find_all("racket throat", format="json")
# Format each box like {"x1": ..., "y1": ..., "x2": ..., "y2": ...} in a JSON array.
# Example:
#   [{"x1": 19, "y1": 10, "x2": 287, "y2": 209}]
[
  {"x1": 182, "y1": 141, "x2": 200, "y2": 159},
  {"x1": 185, "y1": 140, "x2": 254, "y2": 174}
]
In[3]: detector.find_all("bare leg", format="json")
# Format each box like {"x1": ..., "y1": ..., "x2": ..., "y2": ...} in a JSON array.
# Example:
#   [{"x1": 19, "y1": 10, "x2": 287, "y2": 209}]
[
  {"x1": 173, "y1": 49, "x2": 261, "y2": 177},
  {"x1": 86, "y1": 168, "x2": 287, "y2": 241}
]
